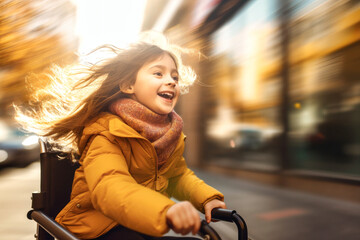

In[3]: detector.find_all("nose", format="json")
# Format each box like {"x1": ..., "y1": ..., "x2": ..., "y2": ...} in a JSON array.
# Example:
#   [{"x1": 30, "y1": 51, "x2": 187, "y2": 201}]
[{"x1": 165, "y1": 75, "x2": 177, "y2": 86}]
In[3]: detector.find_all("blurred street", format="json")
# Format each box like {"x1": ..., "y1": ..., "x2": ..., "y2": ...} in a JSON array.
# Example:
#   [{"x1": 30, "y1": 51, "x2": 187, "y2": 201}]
[
  {"x1": 195, "y1": 169, "x2": 360, "y2": 240},
  {"x1": 1, "y1": 162, "x2": 359, "y2": 240}
]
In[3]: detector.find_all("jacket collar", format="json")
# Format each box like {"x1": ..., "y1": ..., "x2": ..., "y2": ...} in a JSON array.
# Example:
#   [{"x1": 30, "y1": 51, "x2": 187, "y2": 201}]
[
  {"x1": 80, "y1": 112, "x2": 186, "y2": 154},
  {"x1": 109, "y1": 116, "x2": 145, "y2": 139}
]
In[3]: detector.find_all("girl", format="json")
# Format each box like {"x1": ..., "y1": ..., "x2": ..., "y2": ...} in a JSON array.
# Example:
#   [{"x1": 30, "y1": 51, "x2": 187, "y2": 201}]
[{"x1": 16, "y1": 34, "x2": 226, "y2": 240}]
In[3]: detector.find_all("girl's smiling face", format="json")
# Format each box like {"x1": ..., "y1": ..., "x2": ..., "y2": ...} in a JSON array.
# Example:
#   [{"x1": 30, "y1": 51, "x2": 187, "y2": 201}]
[{"x1": 123, "y1": 53, "x2": 180, "y2": 115}]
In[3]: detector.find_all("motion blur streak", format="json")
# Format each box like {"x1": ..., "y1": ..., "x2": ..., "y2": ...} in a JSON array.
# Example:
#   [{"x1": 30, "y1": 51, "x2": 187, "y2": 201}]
[{"x1": 0, "y1": 0, "x2": 78, "y2": 109}]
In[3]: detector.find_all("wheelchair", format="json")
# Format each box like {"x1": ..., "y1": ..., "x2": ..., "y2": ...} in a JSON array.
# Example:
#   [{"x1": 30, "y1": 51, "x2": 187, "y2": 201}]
[{"x1": 27, "y1": 139, "x2": 249, "y2": 240}]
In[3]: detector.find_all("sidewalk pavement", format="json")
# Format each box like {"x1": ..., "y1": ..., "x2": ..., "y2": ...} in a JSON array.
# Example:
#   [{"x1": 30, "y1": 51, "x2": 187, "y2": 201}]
[{"x1": 0, "y1": 162, "x2": 39, "y2": 240}]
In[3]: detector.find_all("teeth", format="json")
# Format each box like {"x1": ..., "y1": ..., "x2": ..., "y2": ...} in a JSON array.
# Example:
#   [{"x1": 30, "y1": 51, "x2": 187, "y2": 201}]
[{"x1": 158, "y1": 92, "x2": 174, "y2": 99}]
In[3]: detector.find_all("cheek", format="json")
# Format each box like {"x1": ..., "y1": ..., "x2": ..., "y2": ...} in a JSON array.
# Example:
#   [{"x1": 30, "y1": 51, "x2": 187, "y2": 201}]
[
  {"x1": 173, "y1": 92, "x2": 180, "y2": 104},
  {"x1": 175, "y1": 87, "x2": 180, "y2": 97}
]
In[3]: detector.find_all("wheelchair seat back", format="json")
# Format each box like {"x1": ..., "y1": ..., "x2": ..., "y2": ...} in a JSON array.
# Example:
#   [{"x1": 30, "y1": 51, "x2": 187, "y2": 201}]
[
  {"x1": 36, "y1": 151, "x2": 79, "y2": 218},
  {"x1": 29, "y1": 139, "x2": 80, "y2": 240}
]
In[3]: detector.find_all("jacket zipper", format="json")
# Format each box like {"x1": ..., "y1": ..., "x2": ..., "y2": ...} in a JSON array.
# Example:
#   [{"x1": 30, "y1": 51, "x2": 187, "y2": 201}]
[
  {"x1": 154, "y1": 152, "x2": 159, "y2": 191},
  {"x1": 144, "y1": 140, "x2": 159, "y2": 191},
  {"x1": 142, "y1": 136, "x2": 182, "y2": 191}
]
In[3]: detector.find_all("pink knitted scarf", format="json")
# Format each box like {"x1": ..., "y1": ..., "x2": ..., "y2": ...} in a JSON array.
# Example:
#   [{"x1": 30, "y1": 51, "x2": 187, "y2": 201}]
[{"x1": 109, "y1": 98, "x2": 183, "y2": 167}]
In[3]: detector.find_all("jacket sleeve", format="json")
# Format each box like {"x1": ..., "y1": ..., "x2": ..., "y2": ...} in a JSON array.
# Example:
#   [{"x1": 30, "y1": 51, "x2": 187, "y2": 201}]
[
  {"x1": 83, "y1": 135, "x2": 175, "y2": 237},
  {"x1": 167, "y1": 157, "x2": 224, "y2": 213}
]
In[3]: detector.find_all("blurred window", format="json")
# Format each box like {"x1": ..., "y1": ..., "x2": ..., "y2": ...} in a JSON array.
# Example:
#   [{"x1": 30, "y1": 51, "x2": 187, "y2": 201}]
[
  {"x1": 203, "y1": 0, "x2": 360, "y2": 179},
  {"x1": 288, "y1": 0, "x2": 360, "y2": 179},
  {"x1": 203, "y1": 0, "x2": 281, "y2": 171}
]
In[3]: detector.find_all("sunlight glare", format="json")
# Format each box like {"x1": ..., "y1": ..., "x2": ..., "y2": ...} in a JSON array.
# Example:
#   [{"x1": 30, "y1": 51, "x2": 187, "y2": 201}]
[{"x1": 73, "y1": 0, "x2": 146, "y2": 55}]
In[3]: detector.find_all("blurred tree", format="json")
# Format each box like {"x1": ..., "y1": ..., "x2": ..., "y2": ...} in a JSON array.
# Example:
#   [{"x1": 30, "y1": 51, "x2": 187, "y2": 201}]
[{"x1": 0, "y1": 0, "x2": 78, "y2": 114}]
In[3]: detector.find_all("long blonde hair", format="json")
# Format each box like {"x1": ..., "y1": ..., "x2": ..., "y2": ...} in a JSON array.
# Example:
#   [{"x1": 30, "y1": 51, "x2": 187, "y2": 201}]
[{"x1": 15, "y1": 40, "x2": 197, "y2": 153}]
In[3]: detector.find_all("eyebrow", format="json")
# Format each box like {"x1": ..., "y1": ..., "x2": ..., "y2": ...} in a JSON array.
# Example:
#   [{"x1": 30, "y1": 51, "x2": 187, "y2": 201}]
[{"x1": 149, "y1": 65, "x2": 178, "y2": 74}]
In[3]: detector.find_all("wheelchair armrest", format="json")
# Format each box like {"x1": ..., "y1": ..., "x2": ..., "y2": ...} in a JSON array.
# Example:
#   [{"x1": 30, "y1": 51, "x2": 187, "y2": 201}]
[
  {"x1": 211, "y1": 208, "x2": 248, "y2": 240},
  {"x1": 27, "y1": 210, "x2": 80, "y2": 240}
]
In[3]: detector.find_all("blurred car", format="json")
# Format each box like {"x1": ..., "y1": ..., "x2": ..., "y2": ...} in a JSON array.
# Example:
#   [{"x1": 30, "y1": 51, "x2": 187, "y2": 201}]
[
  {"x1": 0, "y1": 120, "x2": 40, "y2": 167},
  {"x1": 307, "y1": 103, "x2": 360, "y2": 158},
  {"x1": 207, "y1": 121, "x2": 282, "y2": 152}
]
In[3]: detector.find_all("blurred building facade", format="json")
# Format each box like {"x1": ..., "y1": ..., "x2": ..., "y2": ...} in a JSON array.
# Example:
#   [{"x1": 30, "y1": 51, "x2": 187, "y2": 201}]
[{"x1": 142, "y1": 0, "x2": 360, "y2": 202}]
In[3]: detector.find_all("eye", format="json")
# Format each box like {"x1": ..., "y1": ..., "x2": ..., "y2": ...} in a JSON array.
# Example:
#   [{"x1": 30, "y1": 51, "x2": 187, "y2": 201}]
[
  {"x1": 172, "y1": 75, "x2": 179, "y2": 82},
  {"x1": 154, "y1": 72, "x2": 163, "y2": 77}
]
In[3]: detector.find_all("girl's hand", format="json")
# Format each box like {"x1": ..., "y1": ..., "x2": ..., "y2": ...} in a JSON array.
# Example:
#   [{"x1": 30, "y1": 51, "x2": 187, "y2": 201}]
[
  {"x1": 204, "y1": 199, "x2": 227, "y2": 223},
  {"x1": 166, "y1": 201, "x2": 201, "y2": 235}
]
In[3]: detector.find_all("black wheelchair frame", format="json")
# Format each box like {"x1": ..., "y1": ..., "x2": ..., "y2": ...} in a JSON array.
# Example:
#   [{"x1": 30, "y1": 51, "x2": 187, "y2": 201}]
[{"x1": 27, "y1": 139, "x2": 249, "y2": 240}]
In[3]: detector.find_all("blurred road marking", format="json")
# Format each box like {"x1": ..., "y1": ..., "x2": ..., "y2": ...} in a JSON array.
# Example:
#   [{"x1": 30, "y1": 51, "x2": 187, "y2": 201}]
[{"x1": 257, "y1": 208, "x2": 308, "y2": 220}]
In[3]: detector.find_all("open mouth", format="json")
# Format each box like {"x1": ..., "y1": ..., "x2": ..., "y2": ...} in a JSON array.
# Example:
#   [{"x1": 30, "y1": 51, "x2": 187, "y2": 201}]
[{"x1": 158, "y1": 92, "x2": 174, "y2": 100}]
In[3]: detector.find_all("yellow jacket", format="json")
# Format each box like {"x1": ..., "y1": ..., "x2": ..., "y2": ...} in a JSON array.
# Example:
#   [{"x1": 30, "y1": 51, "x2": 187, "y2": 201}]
[{"x1": 55, "y1": 112, "x2": 224, "y2": 239}]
